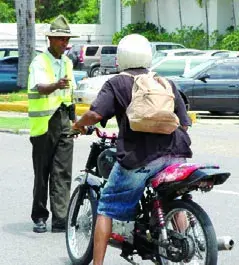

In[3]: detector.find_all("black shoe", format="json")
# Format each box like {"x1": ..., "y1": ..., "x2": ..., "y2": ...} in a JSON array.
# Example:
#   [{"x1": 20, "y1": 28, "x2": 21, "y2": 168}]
[
  {"x1": 33, "y1": 218, "x2": 47, "y2": 233},
  {"x1": 51, "y1": 225, "x2": 66, "y2": 233}
]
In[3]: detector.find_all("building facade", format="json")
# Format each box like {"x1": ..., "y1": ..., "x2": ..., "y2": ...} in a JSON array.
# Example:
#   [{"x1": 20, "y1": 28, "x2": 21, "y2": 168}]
[{"x1": 0, "y1": 0, "x2": 238, "y2": 48}]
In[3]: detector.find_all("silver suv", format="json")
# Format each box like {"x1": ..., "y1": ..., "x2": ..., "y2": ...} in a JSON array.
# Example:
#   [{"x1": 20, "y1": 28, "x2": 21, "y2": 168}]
[
  {"x1": 66, "y1": 44, "x2": 117, "y2": 77},
  {"x1": 99, "y1": 45, "x2": 119, "y2": 75}
]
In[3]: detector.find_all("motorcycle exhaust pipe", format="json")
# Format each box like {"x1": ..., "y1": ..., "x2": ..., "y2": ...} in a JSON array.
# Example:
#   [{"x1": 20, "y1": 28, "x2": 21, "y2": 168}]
[{"x1": 217, "y1": 236, "x2": 234, "y2": 251}]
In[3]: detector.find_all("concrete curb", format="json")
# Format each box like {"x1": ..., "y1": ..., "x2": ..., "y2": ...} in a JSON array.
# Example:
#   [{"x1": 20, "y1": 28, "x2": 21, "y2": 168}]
[{"x1": 0, "y1": 102, "x2": 90, "y2": 116}]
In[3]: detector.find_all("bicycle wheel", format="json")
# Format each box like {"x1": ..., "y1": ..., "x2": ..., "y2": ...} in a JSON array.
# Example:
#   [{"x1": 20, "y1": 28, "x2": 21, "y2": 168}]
[
  {"x1": 157, "y1": 199, "x2": 218, "y2": 265},
  {"x1": 66, "y1": 185, "x2": 97, "y2": 265}
]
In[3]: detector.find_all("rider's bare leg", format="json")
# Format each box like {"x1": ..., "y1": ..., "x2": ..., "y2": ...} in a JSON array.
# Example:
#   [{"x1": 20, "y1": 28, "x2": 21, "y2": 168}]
[{"x1": 93, "y1": 214, "x2": 112, "y2": 265}]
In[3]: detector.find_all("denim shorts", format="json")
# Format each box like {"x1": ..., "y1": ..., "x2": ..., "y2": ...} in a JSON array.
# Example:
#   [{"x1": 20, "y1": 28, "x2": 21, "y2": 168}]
[{"x1": 97, "y1": 155, "x2": 186, "y2": 221}]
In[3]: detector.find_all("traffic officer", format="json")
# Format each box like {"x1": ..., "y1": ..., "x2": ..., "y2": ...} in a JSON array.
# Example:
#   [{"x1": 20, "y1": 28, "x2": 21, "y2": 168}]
[{"x1": 28, "y1": 15, "x2": 78, "y2": 233}]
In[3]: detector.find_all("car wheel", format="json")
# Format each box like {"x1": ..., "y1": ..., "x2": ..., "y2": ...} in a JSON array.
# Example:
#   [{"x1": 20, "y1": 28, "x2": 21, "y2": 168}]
[{"x1": 90, "y1": 67, "x2": 101, "y2": 77}]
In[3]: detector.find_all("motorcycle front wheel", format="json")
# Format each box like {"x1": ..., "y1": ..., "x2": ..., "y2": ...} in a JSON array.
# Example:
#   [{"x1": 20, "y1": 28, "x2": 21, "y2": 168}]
[
  {"x1": 157, "y1": 199, "x2": 218, "y2": 265},
  {"x1": 66, "y1": 185, "x2": 97, "y2": 265}
]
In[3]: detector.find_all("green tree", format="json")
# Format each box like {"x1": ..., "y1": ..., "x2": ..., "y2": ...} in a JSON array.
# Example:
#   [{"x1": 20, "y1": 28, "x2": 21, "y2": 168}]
[
  {"x1": 0, "y1": 0, "x2": 99, "y2": 24},
  {"x1": 35, "y1": 0, "x2": 99, "y2": 23},
  {"x1": 121, "y1": 0, "x2": 151, "y2": 7},
  {"x1": 0, "y1": 0, "x2": 16, "y2": 22},
  {"x1": 70, "y1": 0, "x2": 100, "y2": 24}
]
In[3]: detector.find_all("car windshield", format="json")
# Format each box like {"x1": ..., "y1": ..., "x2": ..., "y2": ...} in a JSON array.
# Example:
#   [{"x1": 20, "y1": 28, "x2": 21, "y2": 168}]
[{"x1": 182, "y1": 59, "x2": 217, "y2": 78}]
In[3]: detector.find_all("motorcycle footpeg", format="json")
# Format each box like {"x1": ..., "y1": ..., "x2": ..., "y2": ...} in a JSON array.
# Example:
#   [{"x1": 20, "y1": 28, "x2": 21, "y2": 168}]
[{"x1": 120, "y1": 254, "x2": 139, "y2": 265}]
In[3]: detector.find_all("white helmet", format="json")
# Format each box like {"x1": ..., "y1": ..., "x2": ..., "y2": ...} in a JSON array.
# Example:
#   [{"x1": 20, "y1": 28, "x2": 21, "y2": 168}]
[{"x1": 117, "y1": 34, "x2": 152, "y2": 70}]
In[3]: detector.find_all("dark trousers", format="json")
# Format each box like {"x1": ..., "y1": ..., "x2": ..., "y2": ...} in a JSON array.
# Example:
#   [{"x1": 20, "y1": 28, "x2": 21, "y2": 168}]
[{"x1": 30, "y1": 106, "x2": 73, "y2": 227}]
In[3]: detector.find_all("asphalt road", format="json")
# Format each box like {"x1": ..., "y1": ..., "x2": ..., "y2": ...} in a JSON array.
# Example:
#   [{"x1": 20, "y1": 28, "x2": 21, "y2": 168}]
[{"x1": 0, "y1": 120, "x2": 238, "y2": 265}]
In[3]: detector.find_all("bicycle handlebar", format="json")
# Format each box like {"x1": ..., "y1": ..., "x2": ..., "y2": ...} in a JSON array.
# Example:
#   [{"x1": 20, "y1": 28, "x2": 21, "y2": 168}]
[{"x1": 67, "y1": 125, "x2": 118, "y2": 140}]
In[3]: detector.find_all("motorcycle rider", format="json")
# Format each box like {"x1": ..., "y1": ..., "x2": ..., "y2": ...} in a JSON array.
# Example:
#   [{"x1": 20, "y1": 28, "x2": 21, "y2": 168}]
[{"x1": 73, "y1": 34, "x2": 192, "y2": 265}]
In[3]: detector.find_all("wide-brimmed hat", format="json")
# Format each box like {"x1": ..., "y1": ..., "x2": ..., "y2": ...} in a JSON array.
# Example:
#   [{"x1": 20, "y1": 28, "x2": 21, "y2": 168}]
[{"x1": 45, "y1": 15, "x2": 79, "y2": 38}]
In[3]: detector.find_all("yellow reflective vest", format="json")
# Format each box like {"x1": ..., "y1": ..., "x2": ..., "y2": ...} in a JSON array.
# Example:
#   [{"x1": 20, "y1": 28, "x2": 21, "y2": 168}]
[{"x1": 28, "y1": 53, "x2": 73, "y2": 137}]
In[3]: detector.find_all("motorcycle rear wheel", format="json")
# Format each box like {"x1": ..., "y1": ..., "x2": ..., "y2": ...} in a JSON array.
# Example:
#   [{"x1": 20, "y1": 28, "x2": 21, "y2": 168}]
[
  {"x1": 66, "y1": 185, "x2": 97, "y2": 265},
  {"x1": 158, "y1": 199, "x2": 218, "y2": 265}
]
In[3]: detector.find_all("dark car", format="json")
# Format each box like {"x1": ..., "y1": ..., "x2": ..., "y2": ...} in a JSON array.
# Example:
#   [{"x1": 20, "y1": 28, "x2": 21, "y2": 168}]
[
  {"x1": 0, "y1": 56, "x2": 87, "y2": 93},
  {"x1": 169, "y1": 58, "x2": 239, "y2": 114},
  {"x1": 0, "y1": 47, "x2": 43, "y2": 59},
  {"x1": 0, "y1": 56, "x2": 19, "y2": 93}
]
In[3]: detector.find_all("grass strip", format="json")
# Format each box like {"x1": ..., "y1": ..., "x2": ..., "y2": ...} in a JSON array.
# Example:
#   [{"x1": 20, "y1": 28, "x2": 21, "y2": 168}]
[
  {"x1": 0, "y1": 91, "x2": 27, "y2": 102},
  {"x1": 0, "y1": 116, "x2": 117, "y2": 131}
]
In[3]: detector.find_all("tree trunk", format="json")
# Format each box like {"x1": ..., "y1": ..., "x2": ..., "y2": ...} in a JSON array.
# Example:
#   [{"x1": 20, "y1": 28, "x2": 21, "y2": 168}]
[
  {"x1": 15, "y1": 0, "x2": 35, "y2": 90},
  {"x1": 231, "y1": 0, "x2": 236, "y2": 29},
  {"x1": 178, "y1": 0, "x2": 183, "y2": 29},
  {"x1": 204, "y1": 0, "x2": 209, "y2": 48},
  {"x1": 156, "y1": 0, "x2": 161, "y2": 32}
]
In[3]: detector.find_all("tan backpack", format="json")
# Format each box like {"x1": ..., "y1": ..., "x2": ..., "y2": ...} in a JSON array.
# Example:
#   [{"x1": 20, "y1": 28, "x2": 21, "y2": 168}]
[{"x1": 122, "y1": 72, "x2": 179, "y2": 134}]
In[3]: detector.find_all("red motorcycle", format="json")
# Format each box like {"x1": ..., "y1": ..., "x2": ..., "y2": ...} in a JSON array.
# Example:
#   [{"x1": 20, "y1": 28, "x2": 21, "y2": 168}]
[{"x1": 66, "y1": 127, "x2": 234, "y2": 265}]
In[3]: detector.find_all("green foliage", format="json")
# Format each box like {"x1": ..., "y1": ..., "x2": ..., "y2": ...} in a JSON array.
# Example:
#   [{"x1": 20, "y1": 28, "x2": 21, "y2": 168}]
[
  {"x1": 0, "y1": 1, "x2": 16, "y2": 22},
  {"x1": 70, "y1": 0, "x2": 99, "y2": 24},
  {"x1": 0, "y1": 0, "x2": 99, "y2": 24},
  {"x1": 170, "y1": 25, "x2": 208, "y2": 49},
  {"x1": 112, "y1": 22, "x2": 159, "y2": 44},
  {"x1": 220, "y1": 30, "x2": 239, "y2": 50},
  {"x1": 35, "y1": 0, "x2": 99, "y2": 24},
  {"x1": 112, "y1": 23, "x2": 228, "y2": 50},
  {"x1": 121, "y1": 0, "x2": 151, "y2": 6}
]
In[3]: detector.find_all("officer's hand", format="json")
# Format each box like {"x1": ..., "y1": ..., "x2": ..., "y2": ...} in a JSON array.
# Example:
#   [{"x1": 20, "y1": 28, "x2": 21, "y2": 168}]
[{"x1": 57, "y1": 75, "x2": 70, "y2": 89}]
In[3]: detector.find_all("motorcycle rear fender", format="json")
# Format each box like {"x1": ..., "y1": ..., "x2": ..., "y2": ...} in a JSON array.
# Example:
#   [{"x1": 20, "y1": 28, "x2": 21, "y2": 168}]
[
  {"x1": 186, "y1": 168, "x2": 230, "y2": 186},
  {"x1": 155, "y1": 168, "x2": 230, "y2": 196}
]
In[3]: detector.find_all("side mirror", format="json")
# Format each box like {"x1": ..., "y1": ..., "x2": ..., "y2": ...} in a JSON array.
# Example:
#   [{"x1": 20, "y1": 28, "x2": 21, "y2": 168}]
[{"x1": 198, "y1": 73, "x2": 210, "y2": 83}]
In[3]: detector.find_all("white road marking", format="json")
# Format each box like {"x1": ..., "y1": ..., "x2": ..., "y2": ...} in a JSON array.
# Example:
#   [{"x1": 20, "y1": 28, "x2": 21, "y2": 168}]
[{"x1": 213, "y1": 189, "x2": 239, "y2": 196}]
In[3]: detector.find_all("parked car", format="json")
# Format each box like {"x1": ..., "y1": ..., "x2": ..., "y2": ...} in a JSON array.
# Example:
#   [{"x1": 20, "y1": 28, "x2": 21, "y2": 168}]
[
  {"x1": 150, "y1": 42, "x2": 186, "y2": 56},
  {"x1": 150, "y1": 56, "x2": 216, "y2": 76},
  {"x1": 0, "y1": 47, "x2": 43, "y2": 58},
  {"x1": 66, "y1": 44, "x2": 118, "y2": 77},
  {"x1": 74, "y1": 74, "x2": 116, "y2": 104},
  {"x1": 0, "y1": 56, "x2": 19, "y2": 93},
  {"x1": 0, "y1": 56, "x2": 88, "y2": 93},
  {"x1": 155, "y1": 48, "x2": 204, "y2": 57},
  {"x1": 198, "y1": 50, "x2": 238, "y2": 57},
  {"x1": 99, "y1": 45, "x2": 118, "y2": 75},
  {"x1": 169, "y1": 57, "x2": 239, "y2": 114}
]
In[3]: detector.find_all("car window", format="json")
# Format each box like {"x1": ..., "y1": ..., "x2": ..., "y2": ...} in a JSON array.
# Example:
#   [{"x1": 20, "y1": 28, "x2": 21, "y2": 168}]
[
  {"x1": 0, "y1": 51, "x2": 5, "y2": 58},
  {"x1": 1, "y1": 57, "x2": 18, "y2": 65},
  {"x1": 153, "y1": 59, "x2": 186, "y2": 76},
  {"x1": 101, "y1": 46, "x2": 117, "y2": 54},
  {"x1": 189, "y1": 58, "x2": 210, "y2": 69},
  {"x1": 175, "y1": 51, "x2": 203, "y2": 56},
  {"x1": 206, "y1": 62, "x2": 239, "y2": 79},
  {"x1": 212, "y1": 51, "x2": 230, "y2": 57},
  {"x1": 155, "y1": 44, "x2": 184, "y2": 51},
  {"x1": 85, "y1": 46, "x2": 99, "y2": 56},
  {"x1": 182, "y1": 59, "x2": 216, "y2": 78},
  {"x1": 9, "y1": 51, "x2": 19, "y2": 57}
]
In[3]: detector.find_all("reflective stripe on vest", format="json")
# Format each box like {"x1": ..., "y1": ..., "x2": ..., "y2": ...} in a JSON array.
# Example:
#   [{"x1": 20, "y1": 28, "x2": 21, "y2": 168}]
[{"x1": 28, "y1": 53, "x2": 73, "y2": 136}]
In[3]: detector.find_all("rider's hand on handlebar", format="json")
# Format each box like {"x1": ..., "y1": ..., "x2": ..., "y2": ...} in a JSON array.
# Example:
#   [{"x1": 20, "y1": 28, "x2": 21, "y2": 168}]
[{"x1": 72, "y1": 122, "x2": 87, "y2": 135}]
